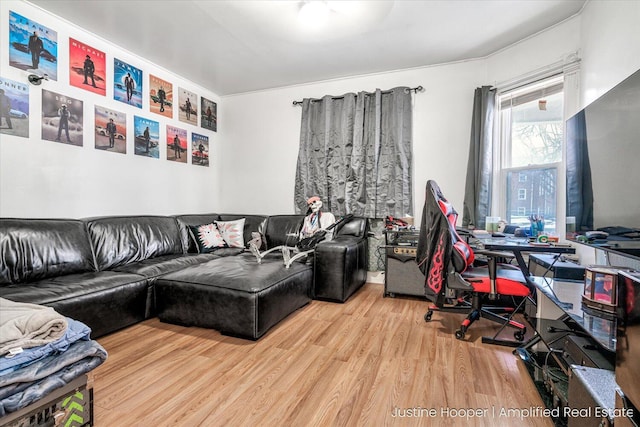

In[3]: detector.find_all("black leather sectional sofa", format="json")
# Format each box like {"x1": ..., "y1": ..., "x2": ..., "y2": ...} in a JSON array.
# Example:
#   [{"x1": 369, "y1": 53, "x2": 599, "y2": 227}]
[{"x1": 0, "y1": 214, "x2": 368, "y2": 340}]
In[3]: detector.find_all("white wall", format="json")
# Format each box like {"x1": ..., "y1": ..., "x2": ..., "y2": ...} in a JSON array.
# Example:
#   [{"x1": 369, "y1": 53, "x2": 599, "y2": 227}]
[
  {"x1": 485, "y1": 15, "x2": 581, "y2": 85},
  {"x1": 579, "y1": 0, "x2": 640, "y2": 106},
  {"x1": 0, "y1": 1, "x2": 222, "y2": 218}
]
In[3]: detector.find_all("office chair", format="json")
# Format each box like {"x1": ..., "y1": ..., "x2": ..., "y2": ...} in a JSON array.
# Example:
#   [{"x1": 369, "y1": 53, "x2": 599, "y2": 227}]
[{"x1": 416, "y1": 180, "x2": 530, "y2": 345}]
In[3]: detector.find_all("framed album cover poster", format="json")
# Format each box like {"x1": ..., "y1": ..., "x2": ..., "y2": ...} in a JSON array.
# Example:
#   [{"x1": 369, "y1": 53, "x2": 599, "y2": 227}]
[
  {"x1": 0, "y1": 76, "x2": 29, "y2": 138},
  {"x1": 166, "y1": 125, "x2": 187, "y2": 164},
  {"x1": 191, "y1": 133, "x2": 209, "y2": 167},
  {"x1": 200, "y1": 97, "x2": 217, "y2": 132},
  {"x1": 178, "y1": 87, "x2": 197, "y2": 125},
  {"x1": 149, "y1": 74, "x2": 172, "y2": 118},
  {"x1": 114, "y1": 58, "x2": 142, "y2": 108},
  {"x1": 69, "y1": 38, "x2": 106, "y2": 95},
  {"x1": 41, "y1": 90, "x2": 83, "y2": 146},
  {"x1": 8, "y1": 11, "x2": 58, "y2": 80},
  {"x1": 95, "y1": 105, "x2": 126, "y2": 154},
  {"x1": 133, "y1": 115, "x2": 159, "y2": 158}
]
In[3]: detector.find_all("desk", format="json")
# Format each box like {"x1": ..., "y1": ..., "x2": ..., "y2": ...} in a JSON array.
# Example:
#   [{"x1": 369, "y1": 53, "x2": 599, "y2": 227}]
[{"x1": 476, "y1": 237, "x2": 575, "y2": 288}]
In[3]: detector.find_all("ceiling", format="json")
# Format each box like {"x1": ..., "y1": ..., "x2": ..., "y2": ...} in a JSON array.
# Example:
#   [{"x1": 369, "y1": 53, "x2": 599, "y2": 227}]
[{"x1": 28, "y1": 0, "x2": 586, "y2": 96}]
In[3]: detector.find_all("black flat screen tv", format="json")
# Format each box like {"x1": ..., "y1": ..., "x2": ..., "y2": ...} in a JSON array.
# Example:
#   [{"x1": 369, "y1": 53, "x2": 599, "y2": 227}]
[{"x1": 566, "y1": 68, "x2": 640, "y2": 236}]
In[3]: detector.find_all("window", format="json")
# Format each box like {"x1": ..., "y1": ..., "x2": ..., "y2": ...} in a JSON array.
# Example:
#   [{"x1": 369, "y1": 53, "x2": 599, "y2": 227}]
[
  {"x1": 496, "y1": 76, "x2": 564, "y2": 233},
  {"x1": 518, "y1": 189, "x2": 527, "y2": 200}
]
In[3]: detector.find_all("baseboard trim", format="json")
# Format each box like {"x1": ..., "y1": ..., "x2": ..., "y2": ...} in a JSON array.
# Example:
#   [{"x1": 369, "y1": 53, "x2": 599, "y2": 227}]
[{"x1": 367, "y1": 271, "x2": 385, "y2": 284}]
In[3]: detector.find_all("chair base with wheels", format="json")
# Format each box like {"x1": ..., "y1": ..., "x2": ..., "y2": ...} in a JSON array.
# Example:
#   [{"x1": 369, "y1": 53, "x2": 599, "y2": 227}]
[{"x1": 423, "y1": 287, "x2": 529, "y2": 345}]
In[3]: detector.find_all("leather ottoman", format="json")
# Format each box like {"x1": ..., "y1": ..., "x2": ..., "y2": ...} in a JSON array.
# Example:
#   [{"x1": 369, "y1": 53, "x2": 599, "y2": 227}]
[{"x1": 154, "y1": 253, "x2": 312, "y2": 339}]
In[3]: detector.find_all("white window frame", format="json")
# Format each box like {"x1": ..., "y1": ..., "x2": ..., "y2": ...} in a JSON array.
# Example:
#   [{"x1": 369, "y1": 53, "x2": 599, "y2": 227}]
[{"x1": 493, "y1": 75, "x2": 565, "y2": 227}]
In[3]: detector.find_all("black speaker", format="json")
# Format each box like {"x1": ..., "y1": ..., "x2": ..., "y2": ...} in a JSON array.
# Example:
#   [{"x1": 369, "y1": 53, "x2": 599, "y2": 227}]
[{"x1": 384, "y1": 247, "x2": 426, "y2": 298}]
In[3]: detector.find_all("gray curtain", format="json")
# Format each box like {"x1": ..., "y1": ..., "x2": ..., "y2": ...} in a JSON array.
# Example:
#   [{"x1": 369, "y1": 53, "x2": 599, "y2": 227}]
[
  {"x1": 295, "y1": 87, "x2": 413, "y2": 218},
  {"x1": 462, "y1": 86, "x2": 496, "y2": 229},
  {"x1": 566, "y1": 110, "x2": 594, "y2": 231}
]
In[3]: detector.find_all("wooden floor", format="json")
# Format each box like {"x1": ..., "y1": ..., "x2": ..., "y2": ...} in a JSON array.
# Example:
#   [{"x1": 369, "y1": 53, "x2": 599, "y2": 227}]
[{"x1": 90, "y1": 283, "x2": 553, "y2": 427}]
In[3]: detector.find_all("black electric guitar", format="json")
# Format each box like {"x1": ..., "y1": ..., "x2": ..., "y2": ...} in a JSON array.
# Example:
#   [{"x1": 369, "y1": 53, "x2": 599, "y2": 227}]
[{"x1": 296, "y1": 214, "x2": 355, "y2": 251}]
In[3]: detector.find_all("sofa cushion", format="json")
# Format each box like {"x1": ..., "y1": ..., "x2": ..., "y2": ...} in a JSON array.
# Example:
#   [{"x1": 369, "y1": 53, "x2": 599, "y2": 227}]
[
  {"x1": 188, "y1": 223, "x2": 226, "y2": 253},
  {"x1": 174, "y1": 214, "x2": 220, "y2": 253},
  {"x1": 85, "y1": 216, "x2": 183, "y2": 271},
  {"x1": 0, "y1": 271, "x2": 149, "y2": 338},
  {"x1": 0, "y1": 219, "x2": 96, "y2": 285},
  {"x1": 111, "y1": 253, "x2": 219, "y2": 278},
  {"x1": 217, "y1": 214, "x2": 267, "y2": 247},
  {"x1": 262, "y1": 215, "x2": 304, "y2": 249},
  {"x1": 215, "y1": 218, "x2": 245, "y2": 248},
  {"x1": 335, "y1": 216, "x2": 368, "y2": 237}
]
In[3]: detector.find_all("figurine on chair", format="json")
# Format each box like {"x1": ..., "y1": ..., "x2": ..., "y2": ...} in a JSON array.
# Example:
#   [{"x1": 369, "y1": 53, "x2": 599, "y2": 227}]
[{"x1": 249, "y1": 196, "x2": 336, "y2": 268}]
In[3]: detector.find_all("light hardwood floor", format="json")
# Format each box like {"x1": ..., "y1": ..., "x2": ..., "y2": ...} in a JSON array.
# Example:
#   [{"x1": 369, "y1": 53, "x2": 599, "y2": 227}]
[{"x1": 89, "y1": 283, "x2": 553, "y2": 426}]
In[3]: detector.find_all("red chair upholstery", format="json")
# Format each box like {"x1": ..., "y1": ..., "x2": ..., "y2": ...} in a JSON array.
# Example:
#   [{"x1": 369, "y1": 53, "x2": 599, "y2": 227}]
[{"x1": 416, "y1": 180, "x2": 530, "y2": 344}]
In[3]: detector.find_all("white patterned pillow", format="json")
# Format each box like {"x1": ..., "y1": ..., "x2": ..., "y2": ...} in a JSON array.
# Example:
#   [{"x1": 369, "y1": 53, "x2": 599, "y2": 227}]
[
  {"x1": 188, "y1": 223, "x2": 227, "y2": 253},
  {"x1": 215, "y1": 218, "x2": 246, "y2": 248}
]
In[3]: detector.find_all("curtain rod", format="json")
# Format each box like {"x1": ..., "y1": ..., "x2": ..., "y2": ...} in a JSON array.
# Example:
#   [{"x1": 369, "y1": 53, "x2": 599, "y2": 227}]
[{"x1": 292, "y1": 85, "x2": 423, "y2": 106}]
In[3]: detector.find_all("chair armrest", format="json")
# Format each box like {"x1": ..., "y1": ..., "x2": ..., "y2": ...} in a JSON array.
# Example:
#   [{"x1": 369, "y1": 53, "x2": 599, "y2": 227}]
[{"x1": 474, "y1": 249, "x2": 516, "y2": 259}]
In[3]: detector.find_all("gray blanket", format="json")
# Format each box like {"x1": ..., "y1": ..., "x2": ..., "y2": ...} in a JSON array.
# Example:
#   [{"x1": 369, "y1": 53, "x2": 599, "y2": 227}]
[
  {"x1": 0, "y1": 298, "x2": 67, "y2": 356},
  {"x1": 0, "y1": 339, "x2": 107, "y2": 415}
]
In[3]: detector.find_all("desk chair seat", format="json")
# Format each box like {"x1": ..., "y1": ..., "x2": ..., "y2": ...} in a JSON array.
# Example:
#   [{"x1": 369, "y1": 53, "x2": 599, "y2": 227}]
[
  {"x1": 416, "y1": 180, "x2": 531, "y2": 345},
  {"x1": 464, "y1": 276, "x2": 530, "y2": 297}
]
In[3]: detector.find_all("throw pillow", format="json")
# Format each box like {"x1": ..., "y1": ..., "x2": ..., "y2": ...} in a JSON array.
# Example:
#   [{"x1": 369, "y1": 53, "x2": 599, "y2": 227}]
[
  {"x1": 188, "y1": 223, "x2": 227, "y2": 253},
  {"x1": 215, "y1": 218, "x2": 246, "y2": 248}
]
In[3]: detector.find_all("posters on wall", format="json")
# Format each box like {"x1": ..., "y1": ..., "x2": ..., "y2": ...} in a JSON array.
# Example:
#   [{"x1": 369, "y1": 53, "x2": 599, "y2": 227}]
[
  {"x1": 133, "y1": 116, "x2": 159, "y2": 158},
  {"x1": 191, "y1": 133, "x2": 209, "y2": 167},
  {"x1": 0, "y1": 76, "x2": 29, "y2": 138},
  {"x1": 95, "y1": 106, "x2": 126, "y2": 154},
  {"x1": 149, "y1": 74, "x2": 173, "y2": 118},
  {"x1": 8, "y1": 11, "x2": 58, "y2": 80},
  {"x1": 166, "y1": 125, "x2": 187, "y2": 163},
  {"x1": 114, "y1": 58, "x2": 142, "y2": 108},
  {"x1": 41, "y1": 89, "x2": 83, "y2": 146},
  {"x1": 69, "y1": 38, "x2": 106, "y2": 95},
  {"x1": 178, "y1": 87, "x2": 197, "y2": 126},
  {"x1": 200, "y1": 97, "x2": 217, "y2": 132},
  {"x1": 4, "y1": 10, "x2": 217, "y2": 167}
]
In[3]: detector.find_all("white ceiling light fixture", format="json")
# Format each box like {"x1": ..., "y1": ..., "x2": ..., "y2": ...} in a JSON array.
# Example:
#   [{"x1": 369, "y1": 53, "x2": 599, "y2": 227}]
[{"x1": 298, "y1": 1, "x2": 331, "y2": 29}]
